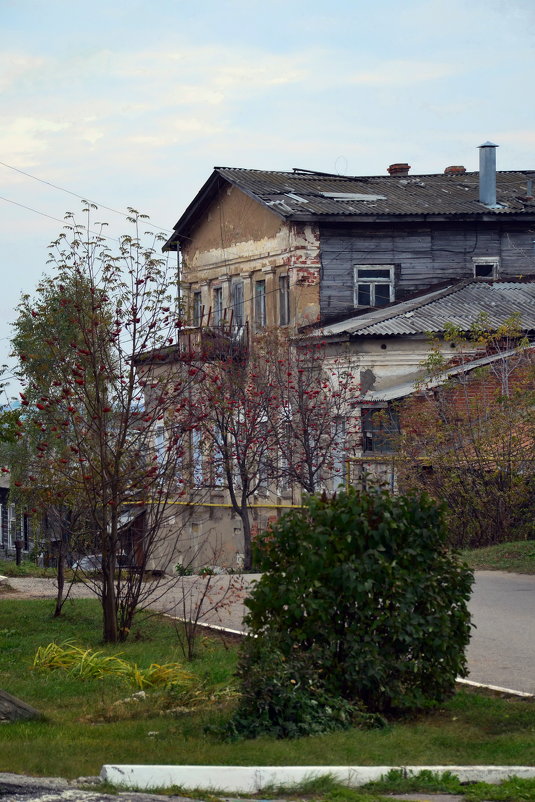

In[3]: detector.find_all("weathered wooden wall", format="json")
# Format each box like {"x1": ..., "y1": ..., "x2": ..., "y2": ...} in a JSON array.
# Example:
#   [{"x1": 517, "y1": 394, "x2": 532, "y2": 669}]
[{"x1": 319, "y1": 221, "x2": 535, "y2": 321}]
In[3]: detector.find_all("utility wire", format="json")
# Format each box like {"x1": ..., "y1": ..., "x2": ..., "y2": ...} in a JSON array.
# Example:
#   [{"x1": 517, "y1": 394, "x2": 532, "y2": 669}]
[{"x1": 0, "y1": 159, "x2": 173, "y2": 233}]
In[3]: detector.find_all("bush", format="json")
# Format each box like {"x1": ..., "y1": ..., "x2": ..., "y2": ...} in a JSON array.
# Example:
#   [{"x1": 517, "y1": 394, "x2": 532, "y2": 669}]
[
  {"x1": 227, "y1": 634, "x2": 384, "y2": 740},
  {"x1": 230, "y1": 487, "x2": 473, "y2": 736}
]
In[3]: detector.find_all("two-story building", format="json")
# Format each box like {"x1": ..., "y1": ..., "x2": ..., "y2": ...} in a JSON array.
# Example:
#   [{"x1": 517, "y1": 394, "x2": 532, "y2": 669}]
[{"x1": 149, "y1": 142, "x2": 535, "y2": 570}]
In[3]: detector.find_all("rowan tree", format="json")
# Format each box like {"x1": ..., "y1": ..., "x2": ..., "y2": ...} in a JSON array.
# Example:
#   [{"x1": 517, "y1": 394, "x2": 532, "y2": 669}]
[
  {"x1": 263, "y1": 333, "x2": 360, "y2": 495},
  {"x1": 11, "y1": 206, "x2": 198, "y2": 641},
  {"x1": 190, "y1": 342, "x2": 276, "y2": 571}
]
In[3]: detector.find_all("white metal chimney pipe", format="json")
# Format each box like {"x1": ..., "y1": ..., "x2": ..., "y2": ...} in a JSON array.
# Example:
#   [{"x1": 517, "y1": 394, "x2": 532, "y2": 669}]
[{"x1": 478, "y1": 141, "x2": 499, "y2": 206}]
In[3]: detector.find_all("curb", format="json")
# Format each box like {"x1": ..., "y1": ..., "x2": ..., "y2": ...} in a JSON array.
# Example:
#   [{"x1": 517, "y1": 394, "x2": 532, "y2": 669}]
[
  {"x1": 100, "y1": 764, "x2": 535, "y2": 793},
  {"x1": 456, "y1": 677, "x2": 535, "y2": 699}
]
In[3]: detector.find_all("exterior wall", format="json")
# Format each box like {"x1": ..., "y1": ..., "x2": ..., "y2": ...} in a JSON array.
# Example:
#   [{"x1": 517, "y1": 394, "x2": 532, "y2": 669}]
[
  {"x1": 180, "y1": 185, "x2": 321, "y2": 330},
  {"x1": 319, "y1": 220, "x2": 535, "y2": 322}
]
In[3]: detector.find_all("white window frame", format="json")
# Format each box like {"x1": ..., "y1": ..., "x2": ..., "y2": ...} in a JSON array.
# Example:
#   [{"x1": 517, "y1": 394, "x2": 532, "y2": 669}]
[
  {"x1": 7, "y1": 504, "x2": 15, "y2": 549},
  {"x1": 472, "y1": 257, "x2": 500, "y2": 278},
  {"x1": 353, "y1": 265, "x2": 395, "y2": 308}
]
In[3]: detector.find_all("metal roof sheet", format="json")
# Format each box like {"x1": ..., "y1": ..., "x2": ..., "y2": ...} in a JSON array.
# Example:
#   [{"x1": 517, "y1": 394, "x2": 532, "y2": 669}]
[
  {"x1": 318, "y1": 280, "x2": 535, "y2": 338},
  {"x1": 215, "y1": 167, "x2": 535, "y2": 218}
]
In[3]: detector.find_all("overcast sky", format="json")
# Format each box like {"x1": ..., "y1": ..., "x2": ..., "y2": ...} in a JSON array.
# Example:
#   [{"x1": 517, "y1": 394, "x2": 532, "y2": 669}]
[{"x1": 1, "y1": 0, "x2": 535, "y2": 395}]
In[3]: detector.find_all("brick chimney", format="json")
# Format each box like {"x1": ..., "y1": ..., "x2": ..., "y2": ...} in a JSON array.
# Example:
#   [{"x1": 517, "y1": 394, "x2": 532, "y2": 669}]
[
  {"x1": 444, "y1": 165, "x2": 466, "y2": 175},
  {"x1": 387, "y1": 163, "x2": 411, "y2": 176}
]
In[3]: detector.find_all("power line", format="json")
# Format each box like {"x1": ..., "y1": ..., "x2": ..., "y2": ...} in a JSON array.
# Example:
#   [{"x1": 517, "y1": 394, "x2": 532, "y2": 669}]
[
  {"x1": 0, "y1": 194, "x2": 123, "y2": 243},
  {"x1": 0, "y1": 159, "x2": 173, "y2": 233}
]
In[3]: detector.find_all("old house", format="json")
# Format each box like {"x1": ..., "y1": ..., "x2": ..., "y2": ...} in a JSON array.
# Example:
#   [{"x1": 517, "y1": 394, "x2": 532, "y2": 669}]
[
  {"x1": 147, "y1": 143, "x2": 535, "y2": 570},
  {"x1": 164, "y1": 143, "x2": 535, "y2": 334}
]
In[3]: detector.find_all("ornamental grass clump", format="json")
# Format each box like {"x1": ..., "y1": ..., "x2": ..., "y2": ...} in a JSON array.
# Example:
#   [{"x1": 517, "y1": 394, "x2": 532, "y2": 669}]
[
  {"x1": 32, "y1": 640, "x2": 197, "y2": 691},
  {"x1": 229, "y1": 487, "x2": 473, "y2": 739}
]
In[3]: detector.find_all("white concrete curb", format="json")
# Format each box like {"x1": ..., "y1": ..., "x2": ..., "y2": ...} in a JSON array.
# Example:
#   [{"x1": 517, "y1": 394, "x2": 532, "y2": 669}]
[
  {"x1": 0, "y1": 575, "x2": 8, "y2": 584},
  {"x1": 100, "y1": 764, "x2": 535, "y2": 793},
  {"x1": 456, "y1": 678, "x2": 534, "y2": 699}
]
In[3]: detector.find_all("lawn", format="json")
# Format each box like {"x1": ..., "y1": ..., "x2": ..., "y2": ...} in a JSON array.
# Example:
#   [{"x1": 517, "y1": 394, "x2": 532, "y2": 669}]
[
  {"x1": 1, "y1": 597, "x2": 535, "y2": 780},
  {"x1": 462, "y1": 541, "x2": 535, "y2": 574}
]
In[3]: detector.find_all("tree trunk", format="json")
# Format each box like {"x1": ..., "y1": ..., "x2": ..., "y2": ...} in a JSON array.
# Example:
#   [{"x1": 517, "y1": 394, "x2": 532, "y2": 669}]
[
  {"x1": 101, "y1": 557, "x2": 118, "y2": 643},
  {"x1": 53, "y1": 549, "x2": 65, "y2": 618},
  {"x1": 241, "y1": 509, "x2": 253, "y2": 571}
]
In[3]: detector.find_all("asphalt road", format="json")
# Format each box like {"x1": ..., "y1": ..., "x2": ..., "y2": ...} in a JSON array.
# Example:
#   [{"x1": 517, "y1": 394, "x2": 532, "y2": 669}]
[{"x1": 465, "y1": 570, "x2": 535, "y2": 694}]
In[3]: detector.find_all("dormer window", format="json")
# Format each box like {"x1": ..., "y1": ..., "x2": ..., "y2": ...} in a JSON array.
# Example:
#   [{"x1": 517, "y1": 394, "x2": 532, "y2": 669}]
[
  {"x1": 473, "y1": 257, "x2": 499, "y2": 278},
  {"x1": 354, "y1": 265, "x2": 395, "y2": 307}
]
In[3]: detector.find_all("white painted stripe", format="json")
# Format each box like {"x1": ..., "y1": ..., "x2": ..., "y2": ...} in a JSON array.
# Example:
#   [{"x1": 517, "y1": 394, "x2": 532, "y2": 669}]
[{"x1": 100, "y1": 765, "x2": 535, "y2": 793}]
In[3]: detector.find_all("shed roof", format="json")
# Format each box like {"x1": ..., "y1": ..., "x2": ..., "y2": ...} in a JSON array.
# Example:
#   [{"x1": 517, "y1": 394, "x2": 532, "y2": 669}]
[
  {"x1": 164, "y1": 167, "x2": 535, "y2": 249},
  {"x1": 316, "y1": 279, "x2": 535, "y2": 338}
]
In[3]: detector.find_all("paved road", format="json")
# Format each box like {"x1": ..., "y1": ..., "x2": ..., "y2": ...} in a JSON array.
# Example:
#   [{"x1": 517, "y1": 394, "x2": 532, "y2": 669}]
[
  {"x1": 4, "y1": 570, "x2": 535, "y2": 694},
  {"x1": 465, "y1": 570, "x2": 535, "y2": 694}
]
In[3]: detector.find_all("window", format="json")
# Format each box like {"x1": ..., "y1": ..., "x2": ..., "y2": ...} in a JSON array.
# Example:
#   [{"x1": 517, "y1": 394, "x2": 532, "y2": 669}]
[
  {"x1": 192, "y1": 428, "x2": 203, "y2": 486},
  {"x1": 331, "y1": 417, "x2": 347, "y2": 489},
  {"x1": 279, "y1": 275, "x2": 290, "y2": 326},
  {"x1": 192, "y1": 291, "x2": 202, "y2": 326},
  {"x1": 473, "y1": 257, "x2": 499, "y2": 278},
  {"x1": 254, "y1": 280, "x2": 266, "y2": 329},
  {"x1": 232, "y1": 281, "x2": 244, "y2": 327},
  {"x1": 154, "y1": 425, "x2": 165, "y2": 465},
  {"x1": 213, "y1": 287, "x2": 223, "y2": 326},
  {"x1": 361, "y1": 406, "x2": 400, "y2": 454},
  {"x1": 354, "y1": 265, "x2": 395, "y2": 307}
]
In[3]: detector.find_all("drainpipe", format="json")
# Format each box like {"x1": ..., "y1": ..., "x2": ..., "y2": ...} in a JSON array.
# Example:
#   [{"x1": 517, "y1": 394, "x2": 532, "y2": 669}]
[{"x1": 478, "y1": 141, "x2": 499, "y2": 207}]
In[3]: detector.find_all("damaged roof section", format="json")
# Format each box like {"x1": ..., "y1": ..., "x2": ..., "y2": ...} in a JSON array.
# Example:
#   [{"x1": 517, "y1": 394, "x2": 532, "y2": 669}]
[{"x1": 316, "y1": 280, "x2": 535, "y2": 338}]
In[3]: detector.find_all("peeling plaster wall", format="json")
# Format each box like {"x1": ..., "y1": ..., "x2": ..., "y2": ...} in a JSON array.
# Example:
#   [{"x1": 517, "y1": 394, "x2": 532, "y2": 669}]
[{"x1": 181, "y1": 186, "x2": 321, "y2": 329}]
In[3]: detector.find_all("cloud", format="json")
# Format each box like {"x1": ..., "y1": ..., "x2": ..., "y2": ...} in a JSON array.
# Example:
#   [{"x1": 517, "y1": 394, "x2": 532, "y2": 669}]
[
  {"x1": 0, "y1": 52, "x2": 46, "y2": 92},
  {"x1": 349, "y1": 59, "x2": 459, "y2": 87}
]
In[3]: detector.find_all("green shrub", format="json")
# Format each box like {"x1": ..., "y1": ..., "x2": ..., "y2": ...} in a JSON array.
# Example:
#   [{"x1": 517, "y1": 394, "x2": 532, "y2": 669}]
[
  {"x1": 227, "y1": 634, "x2": 385, "y2": 739},
  {"x1": 230, "y1": 487, "x2": 472, "y2": 736}
]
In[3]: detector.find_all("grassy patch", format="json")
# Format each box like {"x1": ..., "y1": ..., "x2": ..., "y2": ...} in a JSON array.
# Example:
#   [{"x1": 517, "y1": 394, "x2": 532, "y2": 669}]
[
  {"x1": 0, "y1": 558, "x2": 58, "y2": 578},
  {"x1": 2, "y1": 599, "x2": 535, "y2": 780},
  {"x1": 462, "y1": 541, "x2": 535, "y2": 574}
]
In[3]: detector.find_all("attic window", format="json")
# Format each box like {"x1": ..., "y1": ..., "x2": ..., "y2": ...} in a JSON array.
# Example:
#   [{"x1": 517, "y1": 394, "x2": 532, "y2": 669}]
[
  {"x1": 473, "y1": 257, "x2": 499, "y2": 278},
  {"x1": 354, "y1": 265, "x2": 395, "y2": 307},
  {"x1": 321, "y1": 192, "x2": 387, "y2": 201}
]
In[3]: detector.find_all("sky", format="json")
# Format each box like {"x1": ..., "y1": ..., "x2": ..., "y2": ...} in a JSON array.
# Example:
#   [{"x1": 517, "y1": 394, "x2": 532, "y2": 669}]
[{"x1": 1, "y1": 0, "x2": 535, "y2": 396}]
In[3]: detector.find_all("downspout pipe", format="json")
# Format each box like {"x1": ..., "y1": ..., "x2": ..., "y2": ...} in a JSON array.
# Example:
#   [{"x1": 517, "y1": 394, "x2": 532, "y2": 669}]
[{"x1": 478, "y1": 141, "x2": 499, "y2": 207}]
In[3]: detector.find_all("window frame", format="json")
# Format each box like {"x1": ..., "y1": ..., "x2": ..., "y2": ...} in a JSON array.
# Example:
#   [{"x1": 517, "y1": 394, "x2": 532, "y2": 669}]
[
  {"x1": 192, "y1": 291, "x2": 202, "y2": 326},
  {"x1": 361, "y1": 405, "x2": 400, "y2": 455},
  {"x1": 254, "y1": 279, "x2": 266, "y2": 329},
  {"x1": 279, "y1": 274, "x2": 290, "y2": 326},
  {"x1": 213, "y1": 286, "x2": 223, "y2": 326},
  {"x1": 353, "y1": 264, "x2": 395, "y2": 308},
  {"x1": 231, "y1": 280, "x2": 244, "y2": 327}
]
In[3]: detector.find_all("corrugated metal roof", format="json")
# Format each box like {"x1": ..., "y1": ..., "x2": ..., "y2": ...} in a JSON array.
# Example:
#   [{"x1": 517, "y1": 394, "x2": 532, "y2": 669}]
[
  {"x1": 215, "y1": 167, "x2": 535, "y2": 218},
  {"x1": 318, "y1": 280, "x2": 535, "y2": 338}
]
